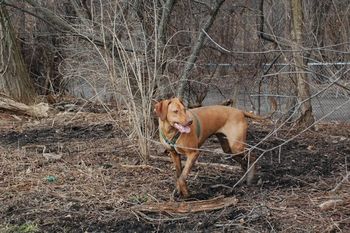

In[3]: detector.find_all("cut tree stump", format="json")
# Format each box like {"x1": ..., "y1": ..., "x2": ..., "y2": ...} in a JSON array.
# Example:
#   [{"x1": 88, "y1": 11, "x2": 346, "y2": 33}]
[
  {"x1": 134, "y1": 195, "x2": 238, "y2": 214},
  {"x1": 0, "y1": 94, "x2": 49, "y2": 118}
]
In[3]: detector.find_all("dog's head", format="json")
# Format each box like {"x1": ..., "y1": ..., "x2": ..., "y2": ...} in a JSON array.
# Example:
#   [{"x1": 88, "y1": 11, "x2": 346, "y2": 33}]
[{"x1": 154, "y1": 98, "x2": 193, "y2": 133}]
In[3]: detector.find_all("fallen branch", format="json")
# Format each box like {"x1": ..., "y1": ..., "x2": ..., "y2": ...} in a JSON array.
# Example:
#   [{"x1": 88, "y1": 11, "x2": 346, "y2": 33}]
[
  {"x1": 0, "y1": 95, "x2": 49, "y2": 118},
  {"x1": 150, "y1": 155, "x2": 241, "y2": 172},
  {"x1": 134, "y1": 195, "x2": 238, "y2": 213}
]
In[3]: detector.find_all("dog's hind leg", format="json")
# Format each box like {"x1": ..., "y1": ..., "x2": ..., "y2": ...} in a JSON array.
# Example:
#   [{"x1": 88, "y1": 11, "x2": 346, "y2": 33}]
[
  {"x1": 229, "y1": 140, "x2": 256, "y2": 185},
  {"x1": 218, "y1": 123, "x2": 256, "y2": 185}
]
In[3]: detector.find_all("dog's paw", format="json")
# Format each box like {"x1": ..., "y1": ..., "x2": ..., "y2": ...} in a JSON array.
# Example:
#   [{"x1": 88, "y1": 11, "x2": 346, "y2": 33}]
[{"x1": 171, "y1": 188, "x2": 182, "y2": 201}]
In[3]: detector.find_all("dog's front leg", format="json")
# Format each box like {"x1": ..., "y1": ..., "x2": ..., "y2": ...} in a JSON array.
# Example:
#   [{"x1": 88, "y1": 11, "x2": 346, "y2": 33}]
[
  {"x1": 177, "y1": 151, "x2": 199, "y2": 197},
  {"x1": 169, "y1": 151, "x2": 182, "y2": 178}
]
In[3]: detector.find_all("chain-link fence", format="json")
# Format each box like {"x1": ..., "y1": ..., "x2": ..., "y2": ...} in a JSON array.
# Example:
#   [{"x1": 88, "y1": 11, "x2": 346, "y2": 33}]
[{"x1": 201, "y1": 62, "x2": 350, "y2": 122}]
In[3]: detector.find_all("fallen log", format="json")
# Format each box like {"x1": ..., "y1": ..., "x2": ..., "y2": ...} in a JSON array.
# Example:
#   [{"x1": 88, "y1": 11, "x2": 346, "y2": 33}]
[
  {"x1": 134, "y1": 195, "x2": 238, "y2": 214},
  {"x1": 0, "y1": 95, "x2": 49, "y2": 118}
]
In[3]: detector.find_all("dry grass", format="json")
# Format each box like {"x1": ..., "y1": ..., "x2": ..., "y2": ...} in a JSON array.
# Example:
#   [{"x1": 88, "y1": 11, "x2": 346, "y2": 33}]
[{"x1": 1, "y1": 105, "x2": 349, "y2": 232}]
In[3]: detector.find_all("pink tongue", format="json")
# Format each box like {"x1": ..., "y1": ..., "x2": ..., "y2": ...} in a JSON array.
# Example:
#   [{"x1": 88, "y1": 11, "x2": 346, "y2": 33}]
[{"x1": 174, "y1": 123, "x2": 191, "y2": 133}]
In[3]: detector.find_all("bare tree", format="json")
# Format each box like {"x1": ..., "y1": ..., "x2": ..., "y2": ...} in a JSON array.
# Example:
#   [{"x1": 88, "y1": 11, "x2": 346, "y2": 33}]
[
  {"x1": 290, "y1": 0, "x2": 315, "y2": 127},
  {"x1": 177, "y1": 0, "x2": 226, "y2": 104}
]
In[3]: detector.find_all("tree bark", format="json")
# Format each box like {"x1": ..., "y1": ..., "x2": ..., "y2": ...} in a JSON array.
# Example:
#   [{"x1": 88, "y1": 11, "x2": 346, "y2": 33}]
[
  {"x1": 290, "y1": 0, "x2": 315, "y2": 127},
  {"x1": 0, "y1": 4, "x2": 36, "y2": 104},
  {"x1": 177, "y1": 0, "x2": 226, "y2": 104}
]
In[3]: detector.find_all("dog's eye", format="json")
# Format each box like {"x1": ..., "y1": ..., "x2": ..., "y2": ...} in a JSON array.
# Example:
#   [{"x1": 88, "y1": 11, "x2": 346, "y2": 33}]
[{"x1": 173, "y1": 110, "x2": 178, "y2": 114}]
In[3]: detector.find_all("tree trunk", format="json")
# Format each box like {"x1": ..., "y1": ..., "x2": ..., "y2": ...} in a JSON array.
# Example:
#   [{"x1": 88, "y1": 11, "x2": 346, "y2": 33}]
[
  {"x1": 290, "y1": 0, "x2": 315, "y2": 127},
  {"x1": 156, "y1": 0, "x2": 176, "y2": 99},
  {"x1": 0, "y1": 5, "x2": 36, "y2": 104},
  {"x1": 177, "y1": 0, "x2": 226, "y2": 104}
]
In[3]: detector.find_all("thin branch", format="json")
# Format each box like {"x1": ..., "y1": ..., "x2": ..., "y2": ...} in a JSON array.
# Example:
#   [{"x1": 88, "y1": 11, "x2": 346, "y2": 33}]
[
  {"x1": 150, "y1": 155, "x2": 241, "y2": 172},
  {"x1": 257, "y1": 0, "x2": 278, "y2": 45},
  {"x1": 3, "y1": 0, "x2": 138, "y2": 53},
  {"x1": 1, "y1": 1, "x2": 66, "y2": 32},
  {"x1": 331, "y1": 172, "x2": 350, "y2": 192},
  {"x1": 193, "y1": 0, "x2": 211, "y2": 11}
]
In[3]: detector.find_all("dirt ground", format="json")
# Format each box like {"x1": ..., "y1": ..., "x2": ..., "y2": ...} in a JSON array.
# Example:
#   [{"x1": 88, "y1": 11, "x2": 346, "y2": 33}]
[{"x1": 0, "y1": 102, "x2": 349, "y2": 233}]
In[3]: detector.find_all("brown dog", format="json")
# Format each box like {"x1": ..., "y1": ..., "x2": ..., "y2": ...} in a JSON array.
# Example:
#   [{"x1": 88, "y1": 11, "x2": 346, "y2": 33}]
[{"x1": 155, "y1": 97, "x2": 265, "y2": 197}]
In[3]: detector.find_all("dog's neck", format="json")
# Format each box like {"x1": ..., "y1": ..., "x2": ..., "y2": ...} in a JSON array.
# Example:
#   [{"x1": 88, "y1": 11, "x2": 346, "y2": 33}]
[{"x1": 159, "y1": 119, "x2": 179, "y2": 138}]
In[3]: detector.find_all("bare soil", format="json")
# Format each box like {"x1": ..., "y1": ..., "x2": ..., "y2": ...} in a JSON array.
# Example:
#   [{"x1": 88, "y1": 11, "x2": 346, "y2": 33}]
[{"x1": 0, "y1": 103, "x2": 349, "y2": 233}]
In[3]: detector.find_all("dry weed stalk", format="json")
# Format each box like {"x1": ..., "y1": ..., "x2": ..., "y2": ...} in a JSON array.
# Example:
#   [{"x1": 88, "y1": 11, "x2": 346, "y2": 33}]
[{"x1": 100, "y1": 2, "x2": 158, "y2": 161}]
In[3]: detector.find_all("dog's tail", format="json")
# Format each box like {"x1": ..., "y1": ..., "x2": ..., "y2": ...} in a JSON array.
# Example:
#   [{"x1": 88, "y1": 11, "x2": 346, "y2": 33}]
[
  {"x1": 243, "y1": 111, "x2": 267, "y2": 120},
  {"x1": 243, "y1": 97, "x2": 277, "y2": 120}
]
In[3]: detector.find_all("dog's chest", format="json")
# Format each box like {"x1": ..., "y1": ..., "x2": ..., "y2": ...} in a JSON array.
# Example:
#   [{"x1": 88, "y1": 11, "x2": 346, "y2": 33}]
[{"x1": 160, "y1": 137, "x2": 173, "y2": 150}]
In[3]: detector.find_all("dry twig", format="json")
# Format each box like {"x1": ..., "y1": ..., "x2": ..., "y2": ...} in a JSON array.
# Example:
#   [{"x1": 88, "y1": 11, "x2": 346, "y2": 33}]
[
  {"x1": 150, "y1": 155, "x2": 240, "y2": 172},
  {"x1": 120, "y1": 164, "x2": 164, "y2": 172},
  {"x1": 331, "y1": 172, "x2": 350, "y2": 192}
]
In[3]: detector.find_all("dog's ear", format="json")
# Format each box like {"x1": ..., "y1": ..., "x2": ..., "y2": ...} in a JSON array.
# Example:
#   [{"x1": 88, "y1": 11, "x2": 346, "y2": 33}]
[
  {"x1": 154, "y1": 100, "x2": 169, "y2": 121},
  {"x1": 177, "y1": 97, "x2": 185, "y2": 107}
]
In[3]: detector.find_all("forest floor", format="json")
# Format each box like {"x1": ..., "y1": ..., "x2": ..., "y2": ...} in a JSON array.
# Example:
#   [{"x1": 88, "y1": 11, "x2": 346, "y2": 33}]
[{"x1": 0, "y1": 100, "x2": 349, "y2": 233}]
